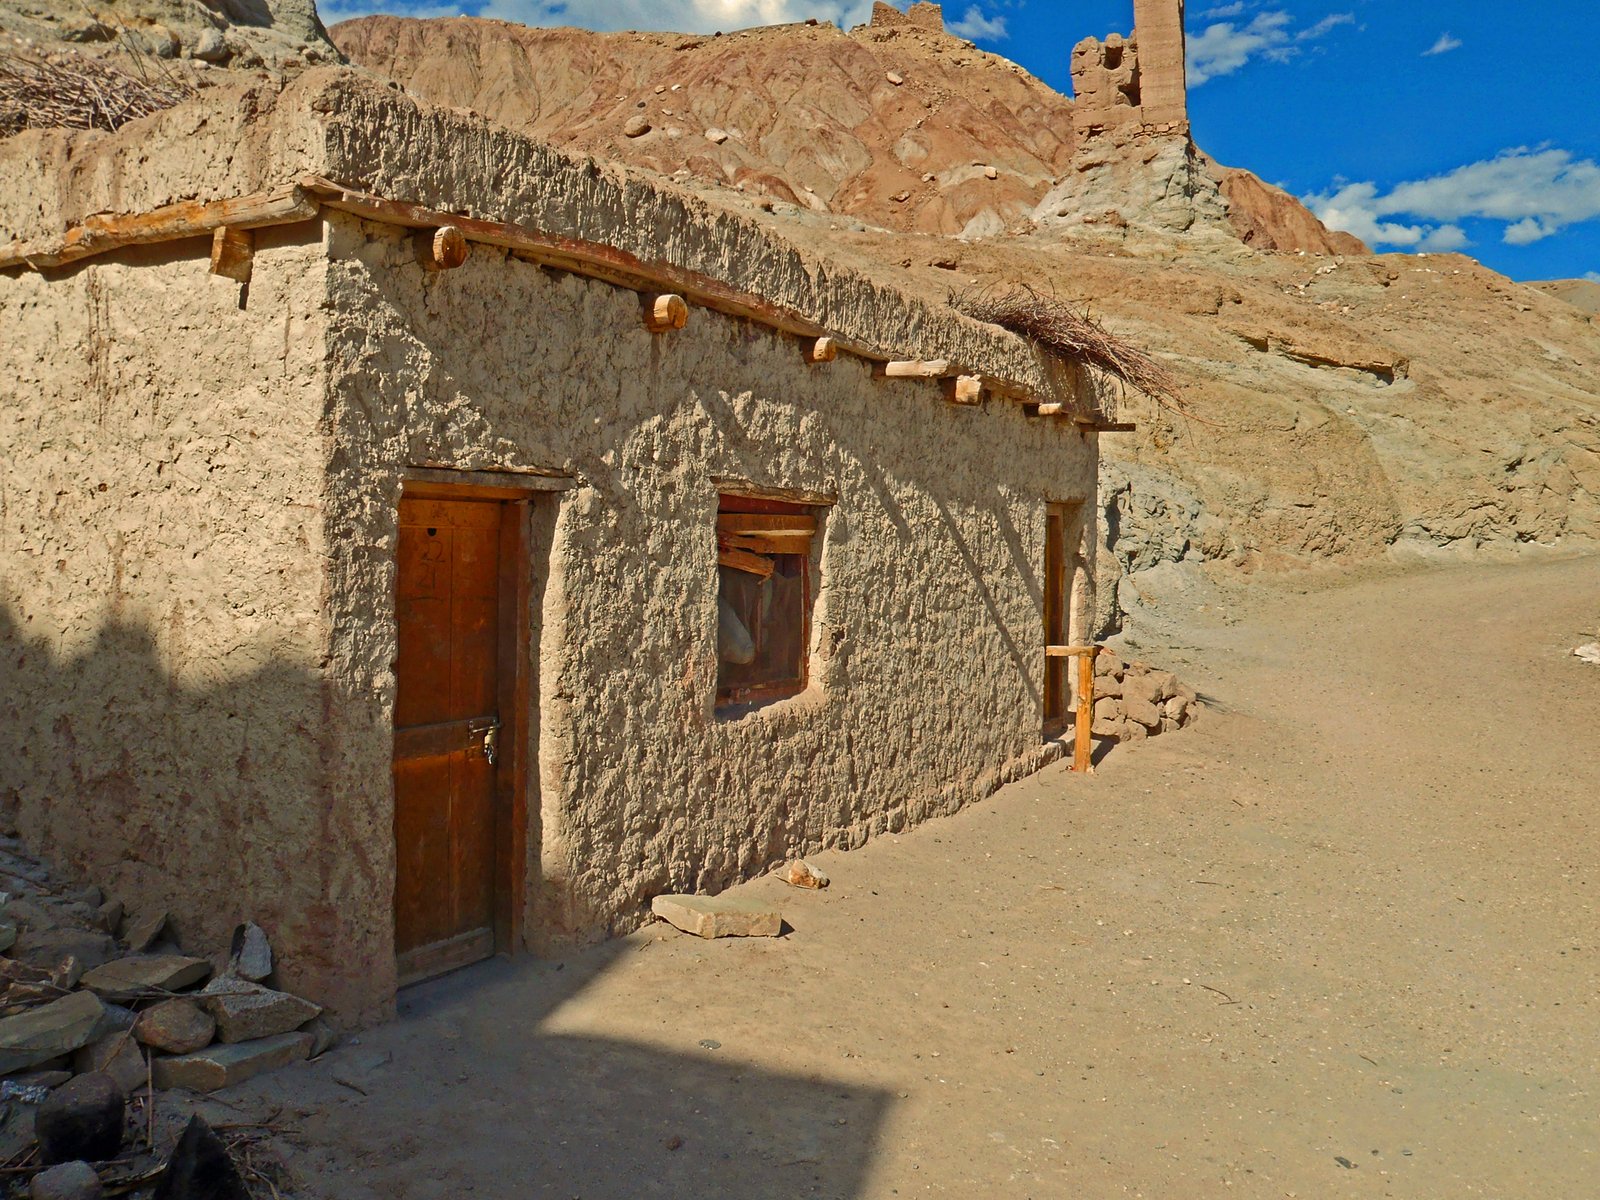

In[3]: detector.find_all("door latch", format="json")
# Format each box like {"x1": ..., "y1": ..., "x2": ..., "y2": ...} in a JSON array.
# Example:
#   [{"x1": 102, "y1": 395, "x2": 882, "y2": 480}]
[{"x1": 470, "y1": 718, "x2": 501, "y2": 767}]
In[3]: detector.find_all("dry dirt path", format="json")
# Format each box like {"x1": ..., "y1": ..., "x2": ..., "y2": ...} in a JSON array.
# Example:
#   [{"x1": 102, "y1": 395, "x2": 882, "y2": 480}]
[{"x1": 252, "y1": 555, "x2": 1600, "y2": 1199}]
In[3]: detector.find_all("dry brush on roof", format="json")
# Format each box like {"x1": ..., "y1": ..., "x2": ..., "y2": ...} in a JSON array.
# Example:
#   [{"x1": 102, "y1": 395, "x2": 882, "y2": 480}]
[
  {"x1": 953, "y1": 284, "x2": 1183, "y2": 408},
  {"x1": 0, "y1": 50, "x2": 192, "y2": 138}
]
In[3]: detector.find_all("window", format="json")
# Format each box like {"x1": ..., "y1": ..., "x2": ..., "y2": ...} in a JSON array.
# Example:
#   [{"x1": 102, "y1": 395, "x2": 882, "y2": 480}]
[{"x1": 715, "y1": 494, "x2": 820, "y2": 708}]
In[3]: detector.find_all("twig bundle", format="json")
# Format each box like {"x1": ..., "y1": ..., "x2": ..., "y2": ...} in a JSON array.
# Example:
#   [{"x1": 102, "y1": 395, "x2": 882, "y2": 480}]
[
  {"x1": 0, "y1": 50, "x2": 192, "y2": 138},
  {"x1": 954, "y1": 283, "x2": 1183, "y2": 407}
]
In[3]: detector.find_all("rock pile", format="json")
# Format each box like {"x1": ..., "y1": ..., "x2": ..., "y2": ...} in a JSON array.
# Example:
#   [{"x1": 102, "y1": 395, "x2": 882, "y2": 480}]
[
  {"x1": 1089, "y1": 651, "x2": 1202, "y2": 743},
  {"x1": 0, "y1": 838, "x2": 328, "y2": 1194}
]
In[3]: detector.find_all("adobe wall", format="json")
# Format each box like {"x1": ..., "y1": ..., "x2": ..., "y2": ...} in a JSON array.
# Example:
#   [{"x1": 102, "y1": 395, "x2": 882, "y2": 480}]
[
  {"x1": 319, "y1": 211, "x2": 1097, "y2": 957},
  {"x1": 0, "y1": 231, "x2": 393, "y2": 1020}
]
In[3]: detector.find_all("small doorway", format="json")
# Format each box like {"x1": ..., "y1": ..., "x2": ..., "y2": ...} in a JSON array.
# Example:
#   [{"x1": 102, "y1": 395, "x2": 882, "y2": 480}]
[
  {"x1": 393, "y1": 490, "x2": 532, "y2": 985},
  {"x1": 1043, "y1": 501, "x2": 1087, "y2": 736}
]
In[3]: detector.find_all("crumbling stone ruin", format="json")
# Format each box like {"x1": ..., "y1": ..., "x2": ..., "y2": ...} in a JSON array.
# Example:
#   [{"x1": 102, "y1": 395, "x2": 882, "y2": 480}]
[
  {"x1": 870, "y1": 2, "x2": 945, "y2": 33},
  {"x1": 1070, "y1": 0, "x2": 1189, "y2": 139}
]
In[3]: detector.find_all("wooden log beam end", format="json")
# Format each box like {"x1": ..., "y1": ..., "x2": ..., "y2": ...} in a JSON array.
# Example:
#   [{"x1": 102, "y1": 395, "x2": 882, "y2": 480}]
[
  {"x1": 644, "y1": 292, "x2": 689, "y2": 333},
  {"x1": 875, "y1": 358, "x2": 951, "y2": 380},
  {"x1": 209, "y1": 225, "x2": 254, "y2": 283},
  {"x1": 802, "y1": 335, "x2": 838, "y2": 365},
  {"x1": 417, "y1": 224, "x2": 470, "y2": 271},
  {"x1": 945, "y1": 375, "x2": 983, "y2": 405}
]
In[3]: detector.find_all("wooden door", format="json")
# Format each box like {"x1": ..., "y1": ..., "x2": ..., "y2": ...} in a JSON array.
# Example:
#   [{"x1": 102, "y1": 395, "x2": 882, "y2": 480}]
[
  {"x1": 393, "y1": 497, "x2": 507, "y2": 984},
  {"x1": 1043, "y1": 507, "x2": 1070, "y2": 731}
]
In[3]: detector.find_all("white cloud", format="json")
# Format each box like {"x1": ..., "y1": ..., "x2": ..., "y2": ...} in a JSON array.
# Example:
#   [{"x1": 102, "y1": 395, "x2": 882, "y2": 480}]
[
  {"x1": 1585, "y1": 272, "x2": 1600, "y2": 283},
  {"x1": 322, "y1": 0, "x2": 877, "y2": 31},
  {"x1": 1307, "y1": 148, "x2": 1600, "y2": 252},
  {"x1": 1188, "y1": 10, "x2": 1351, "y2": 86},
  {"x1": 1419, "y1": 224, "x2": 1469, "y2": 252},
  {"x1": 1423, "y1": 32, "x2": 1462, "y2": 56},
  {"x1": 946, "y1": 5, "x2": 1006, "y2": 41},
  {"x1": 1196, "y1": 2, "x2": 1246, "y2": 17}
]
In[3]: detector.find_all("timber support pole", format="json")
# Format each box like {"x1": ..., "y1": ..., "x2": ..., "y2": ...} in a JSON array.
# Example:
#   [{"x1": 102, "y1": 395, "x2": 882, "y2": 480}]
[{"x1": 1045, "y1": 644, "x2": 1100, "y2": 774}]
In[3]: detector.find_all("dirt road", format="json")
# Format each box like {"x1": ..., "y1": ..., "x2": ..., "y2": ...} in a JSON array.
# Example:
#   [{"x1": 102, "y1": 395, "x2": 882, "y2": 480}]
[{"x1": 252, "y1": 554, "x2": 1600, "y2": 1199}]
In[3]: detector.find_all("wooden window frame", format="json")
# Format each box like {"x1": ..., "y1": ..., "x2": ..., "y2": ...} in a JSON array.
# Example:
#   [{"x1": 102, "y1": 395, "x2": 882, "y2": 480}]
[{"x1": 714, "y1": 492, "x2": 824, "y2": 710}]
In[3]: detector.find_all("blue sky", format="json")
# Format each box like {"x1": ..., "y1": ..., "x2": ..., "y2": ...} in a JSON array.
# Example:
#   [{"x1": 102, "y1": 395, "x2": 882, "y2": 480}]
[{"x1": 320, "y1": 0, "x2": 1600, "y2": 282}]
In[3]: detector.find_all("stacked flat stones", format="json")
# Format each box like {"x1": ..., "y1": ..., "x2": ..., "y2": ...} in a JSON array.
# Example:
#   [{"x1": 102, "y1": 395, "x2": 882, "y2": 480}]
[
  {"x1": 0, "y1": 837, "x2": 332, "y2": 1193},
  {"x1": 1089, "y1": 651, "x2": 1201, "y2": 742}
]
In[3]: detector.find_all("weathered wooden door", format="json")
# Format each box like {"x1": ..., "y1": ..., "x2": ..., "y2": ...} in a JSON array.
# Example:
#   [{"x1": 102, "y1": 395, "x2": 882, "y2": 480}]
[{"x1": 393, "y1": 496, "x2": 509, "y2": 984}]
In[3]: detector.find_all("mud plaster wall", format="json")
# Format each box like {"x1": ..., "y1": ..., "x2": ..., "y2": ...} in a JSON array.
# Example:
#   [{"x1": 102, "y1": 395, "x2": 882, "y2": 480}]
[
  {"x1": 0, "y1": 230, "x2": 391, "y2": 1021},
  {"x1": 322, "y1": 214, "x2": 1098, "y2": 965}
]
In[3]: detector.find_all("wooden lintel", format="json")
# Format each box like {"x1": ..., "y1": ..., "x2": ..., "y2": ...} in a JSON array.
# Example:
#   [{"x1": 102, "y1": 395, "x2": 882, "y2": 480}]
[
  {"x1": 945, "y1": 375, "x2": 983, "y2": 405},
  {"x1": 416, "y1": 224, "x2": 470, "y2": 271},
  {"x1": 802, "y1": 335, "x2": 838, "y2": 365},
  {"x1": 1034, "y1": 403, "x2": 1068, "y2": 417},
  {"x1": 716, "y1": 513, "x2": 817, "y2": 536},
  {"x1": 1074, "y1": 421, "x2": 1138, "y2": 433},
  {"x1": 209, "y1": 225, "x2": 254, "y2": 283},
  {"x1": 644, "y1": 293, "x2": 689, "y2": 333},
  {"x1": 1045, "y1": 644, "x2": 1099, "y2": 658},
  {"x1": 875, "y1": 359, "x2": 951, "y2": 380},
  {"x1": 0, "y1": 181, "x2": 318, "y2": 271}
]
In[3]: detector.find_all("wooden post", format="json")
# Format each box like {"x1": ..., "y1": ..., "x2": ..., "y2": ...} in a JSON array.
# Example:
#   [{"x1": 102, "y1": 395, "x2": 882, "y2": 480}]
[
  {"x1": 416, "y1": 225, "x2": 470, "y2": 271},
  {"x1": 802, "y1": 335, "x2": 838, "y2": 364},
  {"x1": 1035, "y1": 402, "x2": 1068, "y2": 416},
  {"x1": 209, "y1": 226, "x2": 254, "y2": 283},
  {"x1": 1074, "y1": 649, "x2": 1096, "y2": 774},
  {"x1": 644, "y1": 293, "x2": 689, "y2": 332}
]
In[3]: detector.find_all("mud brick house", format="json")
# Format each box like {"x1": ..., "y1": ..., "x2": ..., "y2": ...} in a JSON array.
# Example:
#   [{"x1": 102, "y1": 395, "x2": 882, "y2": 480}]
[{"x1": 0, "y1": 71, "x2": 1118, "y2": 1021}]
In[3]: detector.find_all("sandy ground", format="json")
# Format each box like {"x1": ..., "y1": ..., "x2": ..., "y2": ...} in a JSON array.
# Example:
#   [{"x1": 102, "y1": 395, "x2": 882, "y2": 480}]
[{"x1": 239, "y1": 555, "x2": 1600, "y2": 1199}]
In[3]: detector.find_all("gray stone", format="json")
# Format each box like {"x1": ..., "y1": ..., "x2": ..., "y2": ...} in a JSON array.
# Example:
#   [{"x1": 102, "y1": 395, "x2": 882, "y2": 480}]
[
  {"x1": 80, "y1": 955, "x2": 210, "y2": 1000},
  {"x1": 198, "y1": 978, "x2": 319, "y2": 1044},
  {"x1": 651, "y1": 894, "x2": 781, "y2": 939},
  {"x1": 17, "y1": 931, "x2": 117, "y2": 974},
  {"x1": 94, "y1": 903, "x2": 122, "y2": 936},
  {"x1": 226, "y1": 924, "x2": 271, "y2": 984},
  {"x1": 29, "y1": 1161, "x2": 102, "y2": 1200},
  {"x1": 302, "y1": 1017, "x2": 338, "y2": 1058},
  {"x1": 152, "y1": 1116, "x2": 247, "y2": 1200},
  {"x1": 192, "y1": 29, "x2": 229, "y2": 62},
  {"x1": 119, "y1": 912, "x2": 166, "y2": 954},
  {"x1": 72, "y1": 1033, "x2": 147, "y2": 1095},
  {"x1": 151, "y1": 1033, "x2": 312, "y2": 1094},
  {"x1": 36, "y1": 1073, "x2": 124, "y2": 1165},
  {"x1": 0, "y1": 992, "x2": 107, "y2": 1075},
  {"x1": 0, "y1": 920, "x2": 16, "y2": 952},
  {"x1": 134, "y1": 1000, "x2": 215, "y2": 1055}
]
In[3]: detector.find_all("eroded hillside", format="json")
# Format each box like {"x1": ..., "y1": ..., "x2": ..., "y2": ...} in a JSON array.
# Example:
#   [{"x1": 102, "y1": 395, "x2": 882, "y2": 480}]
[{"x1": 332, "y1": 12, "x2": 1600, "y2": 631}]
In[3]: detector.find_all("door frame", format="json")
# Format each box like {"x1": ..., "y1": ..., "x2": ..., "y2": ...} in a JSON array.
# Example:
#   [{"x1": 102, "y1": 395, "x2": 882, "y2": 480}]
[
  {"x1": 1042, "y1": 499, "x2": 1087, "y2": 738},
  {"x1": 394, "y1": 472, "x2": 547, "y2": 972}
]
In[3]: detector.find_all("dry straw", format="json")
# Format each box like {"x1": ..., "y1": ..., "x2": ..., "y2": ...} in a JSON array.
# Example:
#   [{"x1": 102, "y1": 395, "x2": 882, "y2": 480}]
[
  {"x1": 954, "y1": 283, "x2": 1185, "y2": 409},
  {"x1": 0, "y1": 49, "x2": 192, "y2": 138}
]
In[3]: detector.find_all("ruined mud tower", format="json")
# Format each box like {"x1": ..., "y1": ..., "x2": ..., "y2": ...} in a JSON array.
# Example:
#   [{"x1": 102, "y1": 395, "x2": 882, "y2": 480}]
[{"x1": 1071, "y1": 0, "x2": 1189, "y2": 139}]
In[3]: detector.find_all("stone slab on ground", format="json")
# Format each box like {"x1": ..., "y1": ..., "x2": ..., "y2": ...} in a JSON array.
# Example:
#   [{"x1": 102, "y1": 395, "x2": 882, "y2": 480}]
[
  {"x1": 651, "y1": 894, "x2": 782, "y2": 939},
  {"x1": 73, "y1": 1033, "x2": 147, "y2": 1094},
  {"x1": 80, "y1": 955, "x2": 210, "y2": 999},
  {"x1": 199, "y1": 978, "x2": 320, "y2": 1043},
  {"x1": 0, "y1": 991, "x2": 107, "y2": 1075},
  {"x1": 134, "y1": 999, "x2": 215, "y2": 1055},
  {"x1": 29, "y1": 1160, "x2": 102, "y2": 1200},
  {"x1": 151, "y1": 1033, "x2": 313, "y2": 1094}
]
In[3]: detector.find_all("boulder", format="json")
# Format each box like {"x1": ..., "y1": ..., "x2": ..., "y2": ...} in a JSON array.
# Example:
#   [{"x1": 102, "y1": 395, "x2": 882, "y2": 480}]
[
  {"x1": 80, "y1": 955, "x2": 210, "y2": 1000},
  {"x1": 15, "y1": 930, "x2": 118, "y2": 973},
  {"x1": 1163, "y1": 695, "x2": 1190, "y2": 723},
  {"x1": 1094, "y1": 672, "x2": 1123, "y2": 699},
  {"x1": 134, "y1": 1000, "x2": 215, "y2": 1055},
  {"x1": 1092, "y1": 696, "x2": 1122, "y2": 723},
  {"x1": 1122, "y1": 672, "x2": 1163, "y2": 707},
  {"x1": 1094, "y1": 652, "x2": 1123, "y2": 678},
  {"x1": 29, "y1": 1161, "x2": 102, "y2": 1200},
  {"x1": 1125, "y1": 697, "x2": 1163, "y2": 729},
  {"x1": 651, "y1": 894, "x2": 781, "y2": 939},
  {"x1": 226, "y1": 924, "x2": 271, "y2": 984},
  {"x1": 1147, "y1": 671, "x2": 1179, "y2": 702},
  {"x1": 35, "y1": 1073, "x2": 125, "y2": 1165},
  {"x1": 0, "y1": 992, "x2": 107, "y2": 1075},
  {"x1": 623, "y1": 115, "x2": 651, "y2": 137},
  {"x1": 198, "y1": 979, "x2": 319, "y2": 1044},
  {"x1": 776, "y1": 861, "x2": 829, "y2": 889},
  {"x1": 72, "y1": 1033, "x2": 147, "y2": 1095},
  {"x1": 151, "y1": 1033, "x2": 313, "y2": 1094},
  {"x1": 152, "y1": 1116, "x2": 248, "y2": 1200}
]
